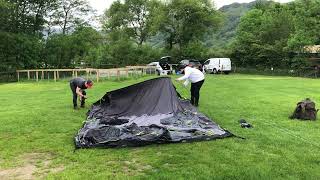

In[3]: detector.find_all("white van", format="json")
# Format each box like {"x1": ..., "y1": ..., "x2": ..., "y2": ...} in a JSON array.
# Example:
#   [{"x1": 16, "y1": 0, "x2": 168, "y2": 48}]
[{"x1": 203, "y1": 58, "x2": 232, "y2": 74}]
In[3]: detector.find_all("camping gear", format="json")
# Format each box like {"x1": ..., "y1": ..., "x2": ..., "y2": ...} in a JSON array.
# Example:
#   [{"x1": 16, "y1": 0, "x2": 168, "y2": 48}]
[
  {"x1": 290, "y1": 98, "x2": 318, "y2": 120},
  {"x1": 74, "y1": 77, "x2": 232, "y2": 148},
  {"x1": 239, "y1": 119, "x2": 252, "y2": 128}
]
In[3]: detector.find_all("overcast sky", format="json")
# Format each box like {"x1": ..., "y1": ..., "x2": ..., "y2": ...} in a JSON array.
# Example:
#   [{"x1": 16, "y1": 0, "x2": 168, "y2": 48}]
[{"x1": 89, "y1": 0, "x2": 294, "y2": 15}]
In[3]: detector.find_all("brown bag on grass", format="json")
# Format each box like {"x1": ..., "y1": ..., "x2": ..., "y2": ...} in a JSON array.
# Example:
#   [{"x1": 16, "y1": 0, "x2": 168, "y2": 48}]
[{"x1": 290, "y1": 98, "x2": 318, "y2": 120}]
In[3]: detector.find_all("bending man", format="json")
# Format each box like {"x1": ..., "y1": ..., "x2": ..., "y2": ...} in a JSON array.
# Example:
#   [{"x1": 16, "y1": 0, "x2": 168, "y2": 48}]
[
  {"x1": 176, "y1": 64, "x2": 205, "y2": 107},
  {"x1": 69, "y1": 77, "x2": 93, "y2": 109}
]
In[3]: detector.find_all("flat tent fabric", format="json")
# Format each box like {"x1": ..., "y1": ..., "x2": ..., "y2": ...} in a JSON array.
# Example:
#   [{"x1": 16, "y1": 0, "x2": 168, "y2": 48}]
[{"x1": 75, "y1": 77, "x2": 232, "y2": 148}]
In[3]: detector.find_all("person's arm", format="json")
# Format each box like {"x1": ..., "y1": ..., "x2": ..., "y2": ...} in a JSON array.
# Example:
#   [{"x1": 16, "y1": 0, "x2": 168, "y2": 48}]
[
  {"x1": 177, "y1": 68, "x2": 191, "y2": 81},
  {"x1": 76, "y1": 87, "x2": 85, "y2": 98}
]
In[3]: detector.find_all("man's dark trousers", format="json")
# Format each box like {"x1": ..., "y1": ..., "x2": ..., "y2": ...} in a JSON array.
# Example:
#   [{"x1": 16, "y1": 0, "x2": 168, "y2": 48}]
[{"x1": 190, "y1": 80, "x2": 204, "y2": 106}]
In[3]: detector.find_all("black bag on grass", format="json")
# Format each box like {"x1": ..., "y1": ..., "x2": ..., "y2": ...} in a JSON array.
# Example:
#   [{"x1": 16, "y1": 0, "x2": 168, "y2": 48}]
[{"x1": 290, "y1": 98, "x2": 318, "y2": 120}]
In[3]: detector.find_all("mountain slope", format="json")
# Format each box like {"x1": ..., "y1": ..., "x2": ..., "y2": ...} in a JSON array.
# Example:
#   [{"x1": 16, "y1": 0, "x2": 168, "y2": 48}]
[{"x1": 206, "y1": 1, "x2": 257, "y2": 48}]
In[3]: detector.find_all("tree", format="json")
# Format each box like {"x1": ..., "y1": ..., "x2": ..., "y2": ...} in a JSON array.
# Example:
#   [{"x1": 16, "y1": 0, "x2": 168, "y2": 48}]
[
  {"x1": 103, "y1": 0, "x2": 160, "y2": 45},
  {"x1": 44, "y1": 26, "x2": 103, "y2": 68},
  {"x1": 0, "y1": 0, "x2": 57, "y2": 71},
  {"x1": 154, "y1": 0, "x2": 223, "y2": 50},
  {"x1": 102, "y1": 30, "x2": 136, "y2": 66},
  {"x1": 52, "y1": 0, "x2": 94, "y2": 35},
  {"x1": 44, "y1": 34, "x2": 73, "y2": 68},
  {"x1": 0, "y1": 31, "x2": 43, "y2": 71},
  {"x1": 69, "y1": 26, "x2": 103, "y2": 66},
  {"x1": 232, "y1": 0, "x2": 320, "y2": 68},
  {"x1": 232, "y1": 3, "x2": 294, "y2": 67},
  {"x1": 287, "y1": 0, "x2": 320, "y2": 51},
  {"x1": 0, "y1": 0, "x2": 57, "y2": 35}
]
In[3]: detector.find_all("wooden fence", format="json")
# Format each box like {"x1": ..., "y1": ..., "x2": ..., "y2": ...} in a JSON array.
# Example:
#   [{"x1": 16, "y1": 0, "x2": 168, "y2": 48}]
[{"x1": 16, "y1": 66, "x2": 157, "y2": 82}]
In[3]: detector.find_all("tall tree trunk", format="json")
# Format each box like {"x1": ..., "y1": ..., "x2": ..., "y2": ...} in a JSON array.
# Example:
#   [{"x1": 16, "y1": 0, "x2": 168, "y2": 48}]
[
  {"x1": 62, "y1": 9, "x2": 69, "y2": 35},
  {"x1": 21, "y1": 1, "x2": 27, "y2": 33},
  {"x1": 33, "y1": 2, "x2": 45, "y2": 35},
  {"x1": 62, "y1": 16, "x2": 67, "y2": 34}
]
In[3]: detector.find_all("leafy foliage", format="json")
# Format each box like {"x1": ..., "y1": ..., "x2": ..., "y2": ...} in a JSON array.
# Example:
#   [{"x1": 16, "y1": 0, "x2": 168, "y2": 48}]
[
  {"x1": 231, "y1": 0, "x2": 320, "y2": 69},
  {"x1": 287, "y1": 0, "x2": 320, "y2": 50},
  {"x1": 44, "y1": 26, "x2": 103, "y2": 68},
  {"x1": 52, "y1": 0, "x2": 94, "y2": 35},
  {"x1": 155, "y1": 0, "x2": 223, "y2": 50},
  {"x1": 0, "y1": 0, "x2": 96, "y2": 72},
  {"x1": 103, "y1": 0, "x2": 160, "y2": 45},
  {"x1": 1, "y1": 0, "x2": 320, "y2": 73},
  {"x1": 0, "y1": 32, "x2": 43, "y2": 71},
  {"x1": 207, "y1": 1, "x2": 256, "y2": 48}
]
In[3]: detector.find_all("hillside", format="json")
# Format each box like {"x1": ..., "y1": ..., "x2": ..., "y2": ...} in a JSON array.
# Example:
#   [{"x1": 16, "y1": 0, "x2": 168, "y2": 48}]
[{"x1": 206, "y1": 1, "x2": 257, "y2": 48}]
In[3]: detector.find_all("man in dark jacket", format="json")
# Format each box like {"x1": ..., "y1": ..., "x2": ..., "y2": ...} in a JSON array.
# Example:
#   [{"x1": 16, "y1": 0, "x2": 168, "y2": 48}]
[{"x1": 69, "y1": 77, "x2": 93, "y2": 109}]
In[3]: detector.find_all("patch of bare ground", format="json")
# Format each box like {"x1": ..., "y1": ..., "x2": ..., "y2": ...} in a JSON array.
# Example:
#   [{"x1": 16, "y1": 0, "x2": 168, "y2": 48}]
[
  {"x1": 0, "y1": 153, "x2": 64, "y2": 180},
  {"x1": 121, "y1": 159, "x2": 153, "y2": 176}
]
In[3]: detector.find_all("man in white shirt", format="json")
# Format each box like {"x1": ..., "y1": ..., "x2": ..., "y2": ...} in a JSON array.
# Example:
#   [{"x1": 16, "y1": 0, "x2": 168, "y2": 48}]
[{"x1": 176, "y1": 64, "x2": 205, "y2": 107}]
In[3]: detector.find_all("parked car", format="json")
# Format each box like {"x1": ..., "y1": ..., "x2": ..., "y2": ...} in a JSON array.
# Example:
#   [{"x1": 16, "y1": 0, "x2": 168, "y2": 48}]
[
  {"x1": 203, "y1": 58, "x2": 232, "y2": 74},
  {"x1": 178, "y1": 59, "x2": 202, "y2": 71},
  {"x1": 147, "y1": 56, "x2": 173, "y2": 75}
]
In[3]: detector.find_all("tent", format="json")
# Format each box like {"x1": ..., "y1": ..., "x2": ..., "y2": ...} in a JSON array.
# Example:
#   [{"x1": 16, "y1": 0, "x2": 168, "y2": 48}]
[{"x1": 75, "y1": 77, "x2": 232, "y2": 148}]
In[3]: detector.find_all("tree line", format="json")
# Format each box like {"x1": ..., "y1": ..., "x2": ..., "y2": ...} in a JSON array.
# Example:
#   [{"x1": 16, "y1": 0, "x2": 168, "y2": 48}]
[
  {"x1": 0, "y1": 0, "x2": 319, "y2": 72},
  {"x1": 231, "y1": 0, "x2": 320, "y2": 69}
]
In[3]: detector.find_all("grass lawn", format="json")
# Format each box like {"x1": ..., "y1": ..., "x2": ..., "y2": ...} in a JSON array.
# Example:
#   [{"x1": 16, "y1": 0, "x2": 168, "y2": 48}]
[{"x1": 1, "y1": 74, "x2": 320, "y2": 179}]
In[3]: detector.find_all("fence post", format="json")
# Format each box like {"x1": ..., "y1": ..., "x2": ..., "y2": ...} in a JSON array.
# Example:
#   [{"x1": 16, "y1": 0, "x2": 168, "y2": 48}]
[
  {"x1": 36, "y1": 71, "x2": 39, "y2": 82},
  {"x1": 41, "y1": 71, "x2": 44, "y2": 80},
  {"x1": 134, "y1": 68, "x2": 136, "y2": 77},
  {"x1": 17, "y1": 71, "x2": 19, "y2": 82},
  {"x1": 117, "y1": 70, "x2": 120, "y2": 81},
  {"x1": 54, "y1": 71, "x2": 56, "y2": 82},
  {"x1": 57, "y1": 71, "x2": 59, "y2": 80},
  {"x1": 75, "y1": 70, "x2": 78, "y2": 77},
  {"x1": 27, "y1": 71, "x2": 30, "y2": 80},
  {"x1": 96, "y1": 69, "x2": 99, "y2": 82}
]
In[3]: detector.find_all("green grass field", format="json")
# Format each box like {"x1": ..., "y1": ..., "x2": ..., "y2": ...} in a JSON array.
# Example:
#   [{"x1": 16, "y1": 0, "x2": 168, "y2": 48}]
[{"x1": 1, "y1": 74, "x2": 320, "y2": 179}]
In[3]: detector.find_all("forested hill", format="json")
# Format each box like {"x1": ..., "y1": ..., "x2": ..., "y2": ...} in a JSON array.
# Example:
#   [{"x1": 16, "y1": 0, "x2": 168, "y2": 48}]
[
  {"x1": 211, "y1": 0, "x2": 277, "y2": 48},
  {"x1": 216, "y1": 2, "x2": 255, "y2": 44},
  {"x1": 208, "y1": 1, "x2": 254, "y2": 47}
]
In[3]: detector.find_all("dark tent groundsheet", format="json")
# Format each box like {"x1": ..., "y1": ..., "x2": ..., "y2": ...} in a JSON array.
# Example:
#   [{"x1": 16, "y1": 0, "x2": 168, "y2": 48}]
[{"x1": 75, "y1": 77, "x2": 232, "y2": 148}]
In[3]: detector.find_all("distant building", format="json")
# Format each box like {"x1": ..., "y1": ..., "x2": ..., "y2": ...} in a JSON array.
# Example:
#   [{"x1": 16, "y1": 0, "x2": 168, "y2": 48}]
[
  {"x1": 303, "y1": 45, "x2": 320, "y2": 67},
  {"x1": 304, "y1": 45, "x2": 320, "y2": 54}
]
